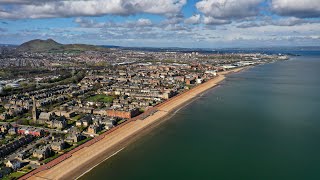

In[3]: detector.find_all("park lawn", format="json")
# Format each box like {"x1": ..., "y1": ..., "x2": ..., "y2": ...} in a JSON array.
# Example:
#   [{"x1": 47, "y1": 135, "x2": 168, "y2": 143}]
[
  {"x1": 86, "y1": 94, "x2": 114, "y2": 103},
  {"x1": 42, "y1": 153, "x2": 60, "y2": 164},
  {"x1": 72, "y1": 114, "x2": 83, "y2": 121},
  {"x1": 2, "y1": 171, "x2": 26, "y2": 180}
]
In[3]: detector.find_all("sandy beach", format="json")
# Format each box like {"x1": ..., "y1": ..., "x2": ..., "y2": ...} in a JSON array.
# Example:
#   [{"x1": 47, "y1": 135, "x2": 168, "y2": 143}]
[{"x1": 22, "y1": 67, "x2": 246, "y2": 180}]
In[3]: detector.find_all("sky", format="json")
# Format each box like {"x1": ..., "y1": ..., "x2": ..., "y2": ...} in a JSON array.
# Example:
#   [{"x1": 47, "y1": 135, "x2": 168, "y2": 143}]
[{"x1": 0, "y1": 0, "x2": 319, "y2": 48}]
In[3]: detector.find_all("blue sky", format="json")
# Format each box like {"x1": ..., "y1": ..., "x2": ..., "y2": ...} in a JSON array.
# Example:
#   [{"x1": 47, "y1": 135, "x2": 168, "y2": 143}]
[{"x1": 0, "y1": 0, "x2": 319, "y2": 48}]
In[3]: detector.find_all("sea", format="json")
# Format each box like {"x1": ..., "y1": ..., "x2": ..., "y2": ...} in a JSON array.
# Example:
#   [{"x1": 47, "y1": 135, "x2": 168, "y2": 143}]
[{"x1": 81, "y1": 50, "x2": 320, "y2": 180}]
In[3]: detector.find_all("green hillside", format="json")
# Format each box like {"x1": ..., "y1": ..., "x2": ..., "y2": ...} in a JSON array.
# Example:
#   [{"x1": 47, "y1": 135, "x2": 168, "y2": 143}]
[
  {"x1": 17, "y1": 39, "x2": 63, "y2": 52},
  {"x1": 16, "y1": 39, "x2": 107, "y2": 53}
]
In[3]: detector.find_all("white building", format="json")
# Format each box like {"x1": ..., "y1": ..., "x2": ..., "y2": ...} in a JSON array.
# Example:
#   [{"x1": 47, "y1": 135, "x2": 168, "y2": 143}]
[
  {"x1": 205, "y1": 70, "x2": 217, "y2": 76},
  {"x1": 196, "y1": 78, "x2": 203, "y2": 84}
]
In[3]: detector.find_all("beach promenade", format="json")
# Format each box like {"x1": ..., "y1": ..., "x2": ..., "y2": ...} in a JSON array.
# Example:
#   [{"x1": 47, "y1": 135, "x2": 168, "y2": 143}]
[{"x1": 21, "y1": 67, "x2": 245, "y2": 180}]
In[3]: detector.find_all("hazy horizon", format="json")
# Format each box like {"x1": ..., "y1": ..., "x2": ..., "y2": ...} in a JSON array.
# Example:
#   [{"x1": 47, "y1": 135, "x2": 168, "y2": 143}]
[{"x1": 1, "y1": 39, "x2": 320, "y2": 50}]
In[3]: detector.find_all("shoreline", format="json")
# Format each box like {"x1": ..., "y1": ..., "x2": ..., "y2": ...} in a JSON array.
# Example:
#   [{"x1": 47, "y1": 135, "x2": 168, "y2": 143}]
[
  {"x1": 75, "y1": 147, "x2": 125, "y2": 180},
  {"x1": 23, "y1": 66, "x2": 248, "y2": 180}
]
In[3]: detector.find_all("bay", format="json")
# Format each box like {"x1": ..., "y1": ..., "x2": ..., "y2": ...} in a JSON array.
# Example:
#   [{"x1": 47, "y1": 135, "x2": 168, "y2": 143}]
[{"x1": 81, "y1": 52, "x2": 320, "y2": 180}]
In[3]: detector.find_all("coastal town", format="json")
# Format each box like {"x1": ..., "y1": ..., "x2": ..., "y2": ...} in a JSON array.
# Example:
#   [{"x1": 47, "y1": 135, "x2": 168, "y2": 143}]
[{"x1": 0, "y1": 40, "x2": 288, "y2": 179}]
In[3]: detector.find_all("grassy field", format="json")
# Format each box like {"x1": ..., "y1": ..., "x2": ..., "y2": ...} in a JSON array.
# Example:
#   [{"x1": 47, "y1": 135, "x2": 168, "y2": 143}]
[
  {"x1": 42, "y1": 153, "x2": 60, "y2": 164},
  {"x1": 71, "y1": 114, "x2": 83, "y2": 121},
  {"x1": 86, "y1": 94, "x2": 114, "y2": 103},
  {"x1": 2, "y1": 171, "x2": 26, "y2": 180}
]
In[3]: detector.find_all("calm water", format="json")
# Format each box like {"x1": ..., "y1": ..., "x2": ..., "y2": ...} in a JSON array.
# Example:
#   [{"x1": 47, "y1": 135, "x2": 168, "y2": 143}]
[{"x1": 81, "y1": 53, "x2": 320, "y2": 180}]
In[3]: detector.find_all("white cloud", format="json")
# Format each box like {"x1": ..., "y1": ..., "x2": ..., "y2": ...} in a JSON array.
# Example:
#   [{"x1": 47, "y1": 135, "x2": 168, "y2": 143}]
[
  {"x1": 196, "y1": 0, "x2": 263, "y2": 19},
  {"x1": 0, "y1": 0, "x2": 187, "y2": 19},
  {"x1": 272, "y1": 0, "x2": 320, "y2": 18},
  {"x1": 136, "y1": 18, "x2": 152, "y2": 26},
  {"x1": 203, "y1": 16, "x2": 231, "y2": 25},
  {"x1": 73, "y1": 17, "x2": 153, "y2": 29},
  {"x1": 273, "y1": 17, "x2": 318, "y2": 26},
  {"x1": 184, "y1": 14, "x2": 201, "y2": 24},
  {"x1": 74, "y1": 17, "x2": 105, "y2": 28},
  {"x1": 237, "y1": 17, "x2": 320, "y2": 28}
]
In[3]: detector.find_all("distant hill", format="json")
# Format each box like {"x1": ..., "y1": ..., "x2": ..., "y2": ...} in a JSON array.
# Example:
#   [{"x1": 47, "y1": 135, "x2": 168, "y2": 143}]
[
  {"x1": 16, "y1": 39, "x2": 107, "y2": 53},
  {"x1": 17, "y1": 39, "x2": 62, "y2": 52}
]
